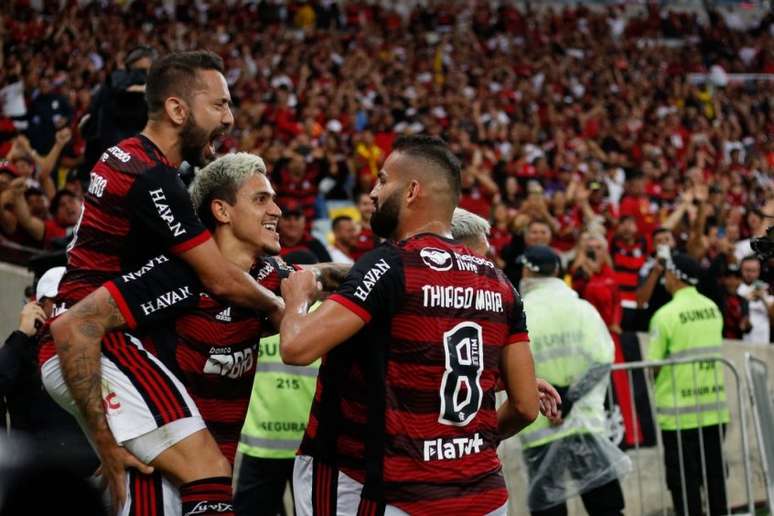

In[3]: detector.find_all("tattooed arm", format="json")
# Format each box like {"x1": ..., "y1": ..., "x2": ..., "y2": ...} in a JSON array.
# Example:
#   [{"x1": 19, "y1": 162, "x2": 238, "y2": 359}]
[
  {"x1": 50, "y1": 286, "x2": 152, "y2": 511},
  {"x1": 299, "y1": 262, "x2": 351, "y2": 291}
]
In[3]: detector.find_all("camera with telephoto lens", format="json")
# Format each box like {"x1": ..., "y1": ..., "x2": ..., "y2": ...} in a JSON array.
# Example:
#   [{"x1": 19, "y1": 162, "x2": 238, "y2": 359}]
[{"x1": 751, "y1": 226, "x2": 774, "y2": 260}]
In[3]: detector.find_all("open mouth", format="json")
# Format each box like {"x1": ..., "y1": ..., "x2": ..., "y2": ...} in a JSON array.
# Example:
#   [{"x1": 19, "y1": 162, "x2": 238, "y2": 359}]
[
  {"x1": 205, "y1": 136, "x2": 218, "y2": 158},
  {"x1": 206, "y1": 129, "x2": 225, "y2": 158},
  {"x1": 262, "y1": 220, "x2": 279, "y2": 238}
]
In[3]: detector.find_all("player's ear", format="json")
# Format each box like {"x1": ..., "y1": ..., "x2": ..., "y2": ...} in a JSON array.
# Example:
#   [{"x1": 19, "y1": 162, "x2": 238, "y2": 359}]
[
  {"x1": 211, "y1": 198, "x2": 230, "y2": 225},
  {"x1": 406, "y1": 179, "x2": 420, "y2": 205},
  {"x1": 165, "y1": 96, "x2": 188, "y2": 126}
]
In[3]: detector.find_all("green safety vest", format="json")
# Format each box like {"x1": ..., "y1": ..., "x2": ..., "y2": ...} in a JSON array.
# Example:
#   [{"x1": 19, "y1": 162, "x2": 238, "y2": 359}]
[
  {"x1": 647, "y1": 286, "x2": 729, "y2": 430},
  {"x1": 238, "y1": 332, "x2": 320, "y2": 459},
  {"x1": 518, "y1": 278, "x2": 614, "y2": 449}
]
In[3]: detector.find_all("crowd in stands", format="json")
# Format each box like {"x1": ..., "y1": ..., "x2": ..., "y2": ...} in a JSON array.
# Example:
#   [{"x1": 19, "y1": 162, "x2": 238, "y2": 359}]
[{"x1": 0, "y1": 0, "x2": 773, "y2": 341}]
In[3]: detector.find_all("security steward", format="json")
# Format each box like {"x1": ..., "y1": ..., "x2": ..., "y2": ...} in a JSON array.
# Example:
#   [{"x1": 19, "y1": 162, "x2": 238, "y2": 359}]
[
  {"x1": 518, "y1": 246, "x2": 627, "y2": 516},
  {"x1": 234, "y1": 317, "x2": 321, "y2": 515},
  {"x1": 647, "y1": 252, "x2": 729, "y2": 516}
]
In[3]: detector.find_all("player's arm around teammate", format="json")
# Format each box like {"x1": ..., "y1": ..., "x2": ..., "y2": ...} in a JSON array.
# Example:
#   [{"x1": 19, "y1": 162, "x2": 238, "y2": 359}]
[{"x1": 280, "y1": 265, "x2": 543, "y2": 439}]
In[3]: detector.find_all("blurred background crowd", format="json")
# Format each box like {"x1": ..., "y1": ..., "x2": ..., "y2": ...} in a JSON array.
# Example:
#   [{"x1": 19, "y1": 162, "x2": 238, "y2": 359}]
[{"x1": 0, "y1": 0, "x2": 772, "y2": 346}]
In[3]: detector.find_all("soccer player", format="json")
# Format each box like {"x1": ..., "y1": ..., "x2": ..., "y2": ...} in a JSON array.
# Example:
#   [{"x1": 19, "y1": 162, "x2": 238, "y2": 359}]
[
  {"x1": 49, "y1": 153, "x2": 348, "y2": 515},
  {"x1": 280, "y1": 135, "x2": 540, "y2": 515},
  {"x1": 41, "y1": 50, "x2": 283, "y2": 513}
]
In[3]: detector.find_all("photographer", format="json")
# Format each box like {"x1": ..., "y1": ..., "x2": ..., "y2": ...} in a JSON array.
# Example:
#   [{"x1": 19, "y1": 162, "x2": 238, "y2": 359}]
[
  {"x1": 0, "y1": 267, "x2": 96, "y2": 475},
  {"x1": 737, "y1": 255, "x2": 774, "y2": 344},
  {"x1": 637, "y1": 228, "x2": 677, "y2": 322},
  {"x1": 79, "y1": 46, "x2": 157, "y2": 177},
  {"x1": 570, "y1": 232, "x2": 618, "y2": 334}
]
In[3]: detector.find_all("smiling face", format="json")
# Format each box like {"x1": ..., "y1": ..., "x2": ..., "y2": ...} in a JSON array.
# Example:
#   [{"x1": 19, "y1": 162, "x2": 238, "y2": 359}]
[
  {"x1": 222, "y1": 174, "x2": 281, "y2": 256},
  {"x1": 180, "y1": 69, "x2": 234, "y2": 167}
]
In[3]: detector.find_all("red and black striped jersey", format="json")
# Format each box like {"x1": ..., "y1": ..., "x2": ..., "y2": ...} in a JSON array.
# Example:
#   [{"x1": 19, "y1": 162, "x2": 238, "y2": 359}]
[
  {"x1": 147, "y1": 256, "x2": 295, "y2": 463},
  {"x1": 610, "y1": 236, "x2": 648, "y2": 309},
  {"x1": 299, "y1": 234, "x2": 529, "y2": 514},
  {"x1": 38, "y1": 136, "x2": 210, "y2": 365},
  {"x1": 58, "y1": 134, "x2": 210, "y2": 311}
]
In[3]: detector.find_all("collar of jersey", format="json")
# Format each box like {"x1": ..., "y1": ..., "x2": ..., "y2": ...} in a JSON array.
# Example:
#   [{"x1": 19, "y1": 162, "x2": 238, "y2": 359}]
[
  {"x1": 137, "y1": 134, "x2": 173, "y2": 168},
  {"x1": 673, "y1": 286, "x2": 698, "y2": 299},
  {"x1": 399, "y1": 232, "x2": 458, "y2": 245}
]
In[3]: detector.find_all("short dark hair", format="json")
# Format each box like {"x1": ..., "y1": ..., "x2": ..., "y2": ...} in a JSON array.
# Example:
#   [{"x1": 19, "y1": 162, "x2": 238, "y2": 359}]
[
  {"x1": 145, "y1": 50, "x2": 224, "y2": 118},
  {"x1": 332, "y1": 215, "x2": 353, "y2": 231},
  {"x1": 741, "y1": 255, "x2": 761, "y2": 266},
  {"x1": 652, "y1": 227, "x2": 671, "y2": 238},
  {"x1": 50, "y1": 189, "x2": 76, "y2": 215},
  {"x1": 392, "y1": 135, "x2": 461, "y2": 201},
  {"x1": 24, "y1": 187, "x2": 44, "y2": 199},
  {"x1": 527, "y1": 219, "x2": 552, "y2": 231}
]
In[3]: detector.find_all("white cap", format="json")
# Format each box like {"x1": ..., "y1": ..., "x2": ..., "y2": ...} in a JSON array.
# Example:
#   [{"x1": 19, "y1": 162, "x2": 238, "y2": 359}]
[{"x1": 36, "y1": 266, "x2": 66, "y2": 301}]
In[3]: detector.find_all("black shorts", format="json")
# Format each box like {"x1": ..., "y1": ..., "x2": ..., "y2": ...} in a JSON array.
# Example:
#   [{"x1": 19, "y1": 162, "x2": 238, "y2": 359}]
[{"x1": 105, "y1": 254, "x2": 202, "y2": 331}]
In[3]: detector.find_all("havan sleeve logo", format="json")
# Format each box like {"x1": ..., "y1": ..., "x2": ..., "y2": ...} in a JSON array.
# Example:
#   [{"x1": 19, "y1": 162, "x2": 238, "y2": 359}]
[
  {"x1": 353, "y1": 258, "x2": 391, "y2": 302},
  {"x1": 149, "y1": 188, "x2": 187, "y2": 237}
]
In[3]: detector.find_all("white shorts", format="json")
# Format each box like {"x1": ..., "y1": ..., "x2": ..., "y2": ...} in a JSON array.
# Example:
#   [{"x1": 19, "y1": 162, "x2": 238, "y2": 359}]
[
  {"x1": 293, "y1": 455, "x2": 507, "y2": 516},
  {"x1": 41, "y1": 331, "x2": 205, "y2": 463}
]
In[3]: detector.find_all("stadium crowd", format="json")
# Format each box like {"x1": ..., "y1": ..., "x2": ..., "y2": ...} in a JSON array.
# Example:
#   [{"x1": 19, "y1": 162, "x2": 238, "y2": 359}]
[
  {"x1": 1, "y1": 1, "x2": 773, "y2": 313},
  {"x1": 0, "y1": 1, "x2": 771, "y2": 514}
]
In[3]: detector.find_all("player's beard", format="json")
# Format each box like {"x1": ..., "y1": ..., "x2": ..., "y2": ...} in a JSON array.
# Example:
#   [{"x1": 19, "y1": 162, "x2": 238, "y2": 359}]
[
  {"x1": 371, "y1": 189, "x2": 402, "y2": 240},
  {"x1": 179, "y1": 112, "x2": 214, "y2": 168}
]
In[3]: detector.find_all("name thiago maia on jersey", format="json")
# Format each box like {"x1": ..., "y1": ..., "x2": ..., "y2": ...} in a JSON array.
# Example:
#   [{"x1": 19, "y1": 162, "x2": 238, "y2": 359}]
[{"x1": 422, "y1": 285, "x2": 503, "y2": 312}]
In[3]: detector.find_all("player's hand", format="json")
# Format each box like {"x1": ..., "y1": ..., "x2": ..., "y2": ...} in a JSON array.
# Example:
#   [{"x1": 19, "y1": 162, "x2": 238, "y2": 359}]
[
  {"x1": 281, "y1": 270, "x2": 321, "y2": 306},
  {"x1": 18, "y1": 301, "x2": 47, "y2": 336},
  {"x1": 536, "y1": 378, "x2": 561, "y2": 420},
  {"x1": 547, "y1": 412, "x2": 564, "y2": 427},
  {"x1": 95, "y1": 437, "x2": 153, "y2": 515}
]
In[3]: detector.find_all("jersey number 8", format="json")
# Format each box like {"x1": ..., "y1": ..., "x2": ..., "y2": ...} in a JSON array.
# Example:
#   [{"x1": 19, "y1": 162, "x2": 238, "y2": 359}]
[{"x1": 438, "y1": 322, "x2": 484, "y2": 426}]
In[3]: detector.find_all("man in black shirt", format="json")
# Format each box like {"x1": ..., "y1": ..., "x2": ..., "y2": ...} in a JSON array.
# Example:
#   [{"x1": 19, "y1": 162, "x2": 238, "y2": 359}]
[{"x1": 0, "y1": 267, "x2": 96, "y2": 475}]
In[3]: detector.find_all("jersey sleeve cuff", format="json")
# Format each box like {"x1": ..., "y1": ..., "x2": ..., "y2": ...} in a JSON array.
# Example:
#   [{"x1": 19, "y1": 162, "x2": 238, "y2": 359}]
[
  {"x1": 329, "y1": 294, "x2": 372, "y2": 323},
  {"x1": 104, "y1": 281, "x2": 138, "y2": 330},
  {"x1": 507, "y1": 332, "x2": 530, "y2": 345},
  {"x1": 169, "y1": 229, "x2": 211, "y2": 255}
]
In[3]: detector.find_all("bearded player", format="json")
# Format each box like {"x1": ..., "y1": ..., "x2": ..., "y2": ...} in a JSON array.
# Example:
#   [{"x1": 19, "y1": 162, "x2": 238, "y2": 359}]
[{"x1": 41, "y1": 51, "x2": 283, "y2": 515}]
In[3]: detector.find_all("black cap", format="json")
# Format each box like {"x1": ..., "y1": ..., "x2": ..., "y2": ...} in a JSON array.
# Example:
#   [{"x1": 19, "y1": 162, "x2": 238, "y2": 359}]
[
  {"x1": 724, "y1": 263, "x2": 742, "y2": 277},
  {"x1": 667, "y1": 252, "x2": 702, "y2": 285},
  {"x1": 519, "y1": 245, "x2": 560, "y2": 275}
]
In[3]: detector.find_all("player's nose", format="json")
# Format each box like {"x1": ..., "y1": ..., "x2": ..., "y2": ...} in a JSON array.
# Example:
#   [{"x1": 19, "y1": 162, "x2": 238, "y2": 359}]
[{"x1": 222, "y1": 105, "x2": 234, "y2": 128}]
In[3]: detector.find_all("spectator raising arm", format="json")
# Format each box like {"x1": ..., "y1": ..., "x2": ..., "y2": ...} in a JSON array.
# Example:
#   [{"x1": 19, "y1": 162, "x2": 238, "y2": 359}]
[
  {"x1": 8, "y1": 177, "x2": 44, "y2": 242},
  {"x1": 36, "y1": 128, "x2": 73, "y2": 199},
  {"x1": 686, "y1": 186, "x2": 710, "y2": 261}
]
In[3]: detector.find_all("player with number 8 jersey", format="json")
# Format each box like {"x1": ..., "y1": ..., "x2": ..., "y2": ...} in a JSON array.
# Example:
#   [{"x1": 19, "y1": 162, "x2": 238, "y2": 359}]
[
  {"x1": 280, "y1": 135, "x2": 539, "y2": 516},
  {"x1": 301, "y1": 235, "x2": 529, "y2": 514}
]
